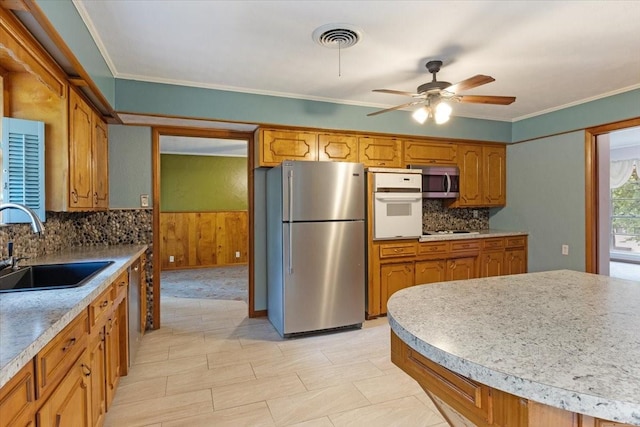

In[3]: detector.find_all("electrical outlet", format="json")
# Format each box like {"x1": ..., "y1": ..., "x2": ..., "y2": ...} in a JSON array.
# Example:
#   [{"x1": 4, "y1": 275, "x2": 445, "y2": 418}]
[
  {"x1": 140, "y1": 194, "x2": 149, "y2": 208},
  {"x1": 235, "y1": 251, "x2": 240, "y2": 258},
  {"x1": 169, "y1": 255, "x2": 175, "y2": 262},
  {"x1": 562, "y1": 245, "x2": 569, "y2": 256}
]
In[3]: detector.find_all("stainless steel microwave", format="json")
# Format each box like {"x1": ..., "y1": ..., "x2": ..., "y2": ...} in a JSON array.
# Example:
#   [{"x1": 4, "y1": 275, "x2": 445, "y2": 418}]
[{"x1": 407, "y1": 165, "x2": 460, "y2": 198}]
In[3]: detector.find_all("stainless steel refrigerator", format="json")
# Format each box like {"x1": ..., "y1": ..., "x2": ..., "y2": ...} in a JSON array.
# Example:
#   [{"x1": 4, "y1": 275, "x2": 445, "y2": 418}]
[{"x1": 266, "y1": 161, "x2": 365, "y2": 337}]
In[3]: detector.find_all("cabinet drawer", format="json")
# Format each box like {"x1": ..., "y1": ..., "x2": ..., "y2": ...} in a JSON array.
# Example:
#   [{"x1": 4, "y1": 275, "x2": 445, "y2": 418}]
[
  {"x1": 379, "y1": 243, "x2": 417, "y2": 258},
  {"x1": 0, "y1": 361, "x2": 35, "y2": 427},
  {"x1": 505, "y1": 236, "x2": 526, "y2": 248},
  {"x1": 36, "y1": 311, "x2": 88, "y2": 400},
  {"x1": 482, "y1": 238, "x2": 504, "y2": 250},
  {"x1": 112, "y1": 270, "x2": 128, "y2": 306},
  {"x1": 404, "y1": 345, "x2": 491, "y2": 425},
  {"x1": 418, "y1": 242, "x2": 449, "y2": 255},
  {"x1": 450, "y1": 240, "x2": 480, "y2": 252},
  {"x1": 89, "y1": 287, "x2": 112, "y2": 329}
]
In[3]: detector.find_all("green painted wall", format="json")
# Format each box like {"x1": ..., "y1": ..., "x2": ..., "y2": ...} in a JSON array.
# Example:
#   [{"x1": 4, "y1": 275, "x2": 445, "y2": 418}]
[
  {"x1": 35, "y1": 0, "x2": 115, "y2": 106},
  {"x1": 490, "y1": 131, "x2": 586, "y2": 272},
  {"x1": 160, "y1": 154, "x2": 247, "y2": 212},
  {"x1": 108, "y1": 125, "x2": 152, "y2": 209}
]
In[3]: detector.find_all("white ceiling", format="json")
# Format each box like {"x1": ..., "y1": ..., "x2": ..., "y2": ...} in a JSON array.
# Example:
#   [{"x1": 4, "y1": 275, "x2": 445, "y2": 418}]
[{"x1": 74, "y1": 0, "x2": 640, "y2": 124}]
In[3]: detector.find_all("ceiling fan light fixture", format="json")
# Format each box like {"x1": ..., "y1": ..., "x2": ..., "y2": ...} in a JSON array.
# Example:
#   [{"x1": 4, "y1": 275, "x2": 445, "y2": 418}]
[
  {"x1": 412, "y1": 106, "x2": 429, "y2": 124},
  {"x1": 434, "y1": 101, "x2": 452, "y2": 124}
]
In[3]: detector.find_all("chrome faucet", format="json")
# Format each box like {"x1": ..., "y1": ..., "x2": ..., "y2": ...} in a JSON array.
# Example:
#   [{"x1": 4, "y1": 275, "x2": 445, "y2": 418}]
[{"x1": 0, "y1": 203, "x2": 45, "y2": 234}]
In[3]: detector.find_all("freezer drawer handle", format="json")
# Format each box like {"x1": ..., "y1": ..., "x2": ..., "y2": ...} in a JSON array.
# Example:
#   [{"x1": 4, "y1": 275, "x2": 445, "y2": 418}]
[{"x1": 288, "y1": 170, "x2": 294, "y2": 274}]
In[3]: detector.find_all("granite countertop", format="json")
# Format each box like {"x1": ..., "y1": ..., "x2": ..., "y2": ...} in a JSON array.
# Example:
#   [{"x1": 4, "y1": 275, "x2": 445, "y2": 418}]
[
  {"x1": 387, "y1": 270, "x2": 640, "y2": 425},
  {"x1": 0, "y1": 245, "x2": 148, "y2": 389},
  {"x1": 418, "y1": 229, "x2": 528, "y2": 242}
]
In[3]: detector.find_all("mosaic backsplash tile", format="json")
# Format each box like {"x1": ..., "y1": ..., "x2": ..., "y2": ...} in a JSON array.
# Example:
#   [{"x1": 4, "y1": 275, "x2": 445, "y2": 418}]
[
  {"x1": 0, "y1": 209, "x2": 154, "y2": 328},
  {"x1": 422, "y1": 199, "x2": 489, "y2": 232}
]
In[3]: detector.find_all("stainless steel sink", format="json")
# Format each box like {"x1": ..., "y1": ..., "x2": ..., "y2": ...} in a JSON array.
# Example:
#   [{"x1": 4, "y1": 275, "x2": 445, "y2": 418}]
[{"x1": 0, "y1": 261, "x2": 114, "y2": 293}]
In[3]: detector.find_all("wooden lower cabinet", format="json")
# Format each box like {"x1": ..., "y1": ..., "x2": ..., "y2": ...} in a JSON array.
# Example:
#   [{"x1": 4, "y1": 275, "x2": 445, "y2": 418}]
[
  {"x1": 391, "y1": 331, "x2": 634, "y2": 427},
  {"x1": 505, "y1": 248, "x2": 527, "y2": 275},
  {"x1": 88, "y1": 332, "x2": 106, "y2": 427},
  {"x1": 37, "y1": 350, "x2": 91, "y2": 427},
  {"x1": 105, "y1": 314, "x2": 120, "y2": 410},
  {"x1": 415, "y1": 260, "x2": 446, "y2": 284},
  {"x1": 0, "y1": 362, "x2": 35, "y2": 427},
  {"x1": 381, "y1": 262, "x2": 414, "y2": 305},
  {"x1": 480, "y1": 251, "x2": 504, "y2": 277},
  {"x1": 447, "y1": 257, "x2": 476, "y2": 280}
]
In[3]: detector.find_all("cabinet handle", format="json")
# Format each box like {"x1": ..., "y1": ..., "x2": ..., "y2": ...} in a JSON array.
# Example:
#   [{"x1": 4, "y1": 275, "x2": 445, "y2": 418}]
[
  {"x1": 93, "y1": 192, "x2": 98, "y2": 205},
  {"x1": 100, "y1": 300, "x2": 109, "y2": 308},
  {"x1": 134, "y1": 266, "x2": 139, "y2": 272},
  {"x1": 81, "y1": 363, "x2": 91, "y2": 377},
  {"x1": 62, "y1": 337, "x2": 76, "y2": 352},
  {"x1": 71, "y1": 189, "x2": 78, "y2": 203},
  {"x1": 119, "y1": 281, "x2": 126, "y2": 287}
]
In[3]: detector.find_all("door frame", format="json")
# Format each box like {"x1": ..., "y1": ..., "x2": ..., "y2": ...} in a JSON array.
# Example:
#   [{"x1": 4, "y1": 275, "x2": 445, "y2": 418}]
[
  {"x1": 584, "y1": 117, "x2": 640, "y2": 273},
  {"x1": 151, "y1": 126, "x2": 256, "y2": 329}
]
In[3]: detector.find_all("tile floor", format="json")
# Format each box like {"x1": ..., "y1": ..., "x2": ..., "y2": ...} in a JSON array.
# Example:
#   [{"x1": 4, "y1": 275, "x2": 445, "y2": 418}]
[{"x1": 104, "y1": 297, "x2": 447, "y2": 427}]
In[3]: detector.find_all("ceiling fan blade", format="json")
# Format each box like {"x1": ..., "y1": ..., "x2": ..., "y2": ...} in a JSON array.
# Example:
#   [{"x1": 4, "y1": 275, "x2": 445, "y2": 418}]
[
  {"x1": 446, "y1": 75, "x2": 495, "y2": 94},
  {"x1": 367, "y1": 101, "x2": 423, "y2": 117},
  {"x1": 459, "y1": 95, "x2": 516, "y2": 105},
  {"x1": 373, "y1": 89, "x2": 419, "y2": 97}
]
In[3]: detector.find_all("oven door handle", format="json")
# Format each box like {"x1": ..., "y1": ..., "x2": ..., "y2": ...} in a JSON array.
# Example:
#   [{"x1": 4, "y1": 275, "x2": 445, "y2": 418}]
[{"x1": 375, "y1": 196, "x2": 422, "y2": 202}]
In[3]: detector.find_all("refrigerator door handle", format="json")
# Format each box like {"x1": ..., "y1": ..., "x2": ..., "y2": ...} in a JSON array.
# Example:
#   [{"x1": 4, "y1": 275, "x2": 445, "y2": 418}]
[{"x1": 288, "y1": 170, "x2": 294, "y2": 274}]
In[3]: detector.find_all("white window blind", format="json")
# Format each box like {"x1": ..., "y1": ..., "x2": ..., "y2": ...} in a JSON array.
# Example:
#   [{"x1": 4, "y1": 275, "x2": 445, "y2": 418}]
[{"x1": 1, "y1": 117, "x2": 45, "y2": 223}]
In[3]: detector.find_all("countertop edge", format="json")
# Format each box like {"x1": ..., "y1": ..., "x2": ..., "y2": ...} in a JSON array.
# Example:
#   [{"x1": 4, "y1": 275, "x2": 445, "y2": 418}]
[
  {"x1": 0, "y1": 245, "x2": 148, "y2": 389},
  {"x1": 418, "y1": 230, "x2": 529, "y2": 242},
  {"x1": 387, "y1": 274, "x2": 640, "y2": 425}
]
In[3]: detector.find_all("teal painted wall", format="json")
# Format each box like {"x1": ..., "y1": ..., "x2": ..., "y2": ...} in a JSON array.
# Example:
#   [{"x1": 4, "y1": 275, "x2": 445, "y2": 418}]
[
  {"x1": 35, "y1": 0, "x2": 115, "y2": 106},
  {"x1": 490, "y1": 131, "x2": 586, "y2": 272},
  {"x1": 114, "y1": 79, "x2": 512, "y2": 143},
  {"x1": 160, "y1": 155, "x2": 247, "y2": 212},
  {"x1": 108, "y1": 125, "x2": 152, "y2": 209}
]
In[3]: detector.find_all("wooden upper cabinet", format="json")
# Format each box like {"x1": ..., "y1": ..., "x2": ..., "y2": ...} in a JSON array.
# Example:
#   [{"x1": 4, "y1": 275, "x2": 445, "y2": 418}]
[
  {"x1": 358, "y1": 137, "x2": 402, "y2": 167},
  {"x1": 92, "y1": 114, "x2": 109, "y2": 209},
  {"x1": 403, "y1": 140, "x2": 457, "y2": 165},
  {"x1": 449, "y1": 144, "x2": 506, "y2": 208},
  {"x1": 259, "y1": 129, "x2": 317, "y2": 166},
  {"x1": 69, "y1": 89, "x2": 94, "y2": 209},
  {"x1": 318, "y1": 133, "x2": 358, "y2": 162}
]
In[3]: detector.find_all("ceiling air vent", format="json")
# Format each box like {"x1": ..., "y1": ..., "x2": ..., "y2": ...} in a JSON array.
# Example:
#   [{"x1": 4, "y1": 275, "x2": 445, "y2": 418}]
[{"x1": 312, "y1": 24, "x2": 363, "y2": 49}]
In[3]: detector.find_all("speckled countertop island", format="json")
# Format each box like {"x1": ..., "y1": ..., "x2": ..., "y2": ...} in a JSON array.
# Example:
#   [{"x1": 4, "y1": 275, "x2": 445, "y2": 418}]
[
  {"x1": 0, "y1": 245, "x2": 147, "y2": 389},
  {"x1": 387, "y1": 270, "x2": 640, "y2": 425}
]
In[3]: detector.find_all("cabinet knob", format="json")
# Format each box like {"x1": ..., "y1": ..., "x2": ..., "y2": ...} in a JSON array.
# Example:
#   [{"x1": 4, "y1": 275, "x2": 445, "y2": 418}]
[
  {"x1": 100, "y1": 300, "x2": 109, "y2": 308},
  {"x1": 81, "y1": 363, "x2": 91, "y2": 377},
  {"x1": 62, "y1": 337, "x2": 77, "y2": 352}
]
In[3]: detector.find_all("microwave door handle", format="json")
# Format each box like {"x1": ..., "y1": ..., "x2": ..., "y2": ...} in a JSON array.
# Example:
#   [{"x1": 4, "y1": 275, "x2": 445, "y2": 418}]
[
  {"x1": 288, "y1": 170, "x2": 294, "y2": 274},
  {"x1": 445, "y1": 173, "x2": 451, "y2": 194}
]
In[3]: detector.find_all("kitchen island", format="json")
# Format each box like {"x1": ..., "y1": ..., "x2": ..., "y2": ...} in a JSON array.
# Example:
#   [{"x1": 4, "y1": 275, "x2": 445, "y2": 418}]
[{"x1": 387, "y1": 270, "x2": 640, "y2": 426}]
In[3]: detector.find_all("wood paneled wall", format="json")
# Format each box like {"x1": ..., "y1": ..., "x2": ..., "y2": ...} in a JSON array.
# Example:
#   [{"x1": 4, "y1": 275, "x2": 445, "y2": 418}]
[{"x1": 160, "y1": 211, "x2": 248, "y2": 270}]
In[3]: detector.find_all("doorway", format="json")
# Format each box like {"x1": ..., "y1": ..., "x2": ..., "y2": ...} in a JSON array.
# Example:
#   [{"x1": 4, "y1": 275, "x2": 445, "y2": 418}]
[
  {"x1": 151, "y1": 127, "x2": 256, "y2": 329},
  {"x1": 586, "y1": 118, "x2": 640, "y2": 278}
]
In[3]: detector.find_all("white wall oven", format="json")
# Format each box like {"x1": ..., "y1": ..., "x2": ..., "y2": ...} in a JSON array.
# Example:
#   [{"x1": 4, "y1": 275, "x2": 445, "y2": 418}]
[{"x1": 372, "y1": 172, "x2": 422, "y2": 240}]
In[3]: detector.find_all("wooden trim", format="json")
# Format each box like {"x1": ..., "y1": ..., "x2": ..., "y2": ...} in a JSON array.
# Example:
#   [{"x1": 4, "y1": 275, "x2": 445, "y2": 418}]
[
  {"x1": 151, "y1": 126, "x2": 255, "y2": 328},
  {"x1": 583, "y1": 117, "x2": 640, "y2": 274}
]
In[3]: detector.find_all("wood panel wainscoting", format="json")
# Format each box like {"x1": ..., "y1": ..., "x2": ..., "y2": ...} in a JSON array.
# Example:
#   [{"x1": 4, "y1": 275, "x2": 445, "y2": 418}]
[{"x1": 160, "y1": 211, "x2": 248, "y2": 270}]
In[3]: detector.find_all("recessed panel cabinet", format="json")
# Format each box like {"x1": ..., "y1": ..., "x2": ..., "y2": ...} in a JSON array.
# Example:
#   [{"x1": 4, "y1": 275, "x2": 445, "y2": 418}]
[
  {"x1": 450, "y1": 144, "x2": 506, "y2": 208},
  {"x1": 403, "y1": 140, "x2": 457, "y2": 165},
  {"x1": 318, "y1": 133, "x2": 358, "y2": 162},
  {"x1": 258, "y1": 129, "x2": 318, "y2": 166},
  {"x1": 381, "y1": 262, "x2": 415, "y2": 304},
  {"x1": 358, "y1": 137, "x2": 402, "y2": 167}
]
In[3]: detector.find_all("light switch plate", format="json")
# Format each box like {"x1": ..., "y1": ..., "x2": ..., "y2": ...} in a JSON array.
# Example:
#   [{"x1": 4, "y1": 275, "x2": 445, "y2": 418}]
[{"x1": 140, "y1": 194, "x2": 149, "y2": 207}]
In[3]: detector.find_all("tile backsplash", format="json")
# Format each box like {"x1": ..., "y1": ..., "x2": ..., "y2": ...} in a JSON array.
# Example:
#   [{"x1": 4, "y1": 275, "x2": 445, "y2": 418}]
[{"x1": 422, "y1": 199, "x2": 489, "y2": 232}]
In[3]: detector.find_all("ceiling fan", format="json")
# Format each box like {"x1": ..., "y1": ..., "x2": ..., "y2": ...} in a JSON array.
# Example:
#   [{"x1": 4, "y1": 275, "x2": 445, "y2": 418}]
[{"x1": 368, "y1": 60, "x2": 516, "y2": 124}]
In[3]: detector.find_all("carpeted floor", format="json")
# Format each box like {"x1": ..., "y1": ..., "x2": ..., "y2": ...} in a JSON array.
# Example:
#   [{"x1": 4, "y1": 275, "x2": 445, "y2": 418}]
[{"x1": 160, "y1": 265, "x2": 248, "y2": 301}]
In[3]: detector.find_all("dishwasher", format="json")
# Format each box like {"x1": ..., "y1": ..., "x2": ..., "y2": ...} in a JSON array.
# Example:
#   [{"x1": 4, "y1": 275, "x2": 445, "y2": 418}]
[{"x1": 128, "y1": 259, "x2": 142, "y2": 366}]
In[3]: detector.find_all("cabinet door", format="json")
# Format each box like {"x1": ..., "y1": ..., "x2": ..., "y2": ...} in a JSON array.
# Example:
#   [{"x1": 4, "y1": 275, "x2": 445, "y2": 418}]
[
  {"x1": 0, "y1": 362, "x2": 35, "y2": 427},
  {"x1": 37, "y1": 351, "x2": 90, "y2": 427},
  {"x1": 403, "y1": 140, "x2": 457, "y2": 165},
  {"x1": 456, "y1": 145, "x2": 483, "y2": 207},
  {"x1": 483, "y1": 146, "x2": 506, "y2": 206},
  {"x1": 318, "y1": 134, "x2": 358, "y2": 162},
  {"x1": 505, "y1": 249, "x2": 527, "y2": 275},
  {"x1": 92, "y1": 115, "x2": 109, "y2": 209},
  {"x1": 88, "y1": 332, "x2": 106, "y2": 427},
  {"x1": 68, "y1": 90, "x2": 93, "y2": 209},
  {"x1": 447, "y1": 257, "x2": 477, "y2": 281},
  {"x1": 358, "y1": 137, "x2": 401, "y2": 167},
  {"x1": 260, "y1": 129, "x2": 317, "y2": 166},
  {"x1": 480, "y1": 251, "x2": 504, "y2": 278},
  {"x1": 105, "y1": 315, "x2": 120, "y2": 410},
  {"x1": 415, "y1": 260, "x2": 447, "y2": 285},
  {"x1": 381, "y1": 262, "x2": 414, "y2": 312}
]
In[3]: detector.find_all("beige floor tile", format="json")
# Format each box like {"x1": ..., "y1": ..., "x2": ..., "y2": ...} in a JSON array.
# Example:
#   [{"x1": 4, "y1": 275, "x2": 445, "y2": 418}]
[
  {"x1": 266, "y1": 383, "x2": 370, "y2": 426},
  {"x1": 133, "y1": 344, "x2": 170, "y2": 364},
  {"x1": 286, "y1": 417, "x2": 335, "y2": 427},
  {"x1": 211, "y1": 373, "x2": 306, "y2": 410},
  {"x1": 329, "y1": 395, "x2": 444, "y2": 427},
  {"x1": 353, "y1": 370, "x2": 424, "y2": 404},
  {"x1": 124, "y1": 355, "x2": 208, "y2": 383},
  {"x1": 111, "y1": 377, "x2": 167, "y2": 406},
  {"x1": 166, "y1": 362, "x2": 255, "y2": 396},
  {"x1": 368, "y1": 354, "x2": 397, "y2": 371},
  {"x1": 321, "y1": 342, "x2": 389, "y2": 365},
  {"x1": 296, "y1": 360, "x2": 385, "y2": 390},
  {"x1": 162, "y1": 402, "x2": 275, "y2": 427},
  {"x1": 168, "y1": 336, "x2": 242, "y2": 358},
  {"x1": 251, "y1": 351, "x2": 333, "y2": 378},
  {"x1": 207, "y1": 341, "x2": 283, "y2": 368},
  {"x1": 413, "y1": 391, "x2": 441, "y2": 414},
  {"x1": 103, "y1": 389, "x2": 213, "y2": 427},
  {"x1": 139, "y1": 329, "x2": 203, "y2": 348}
]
